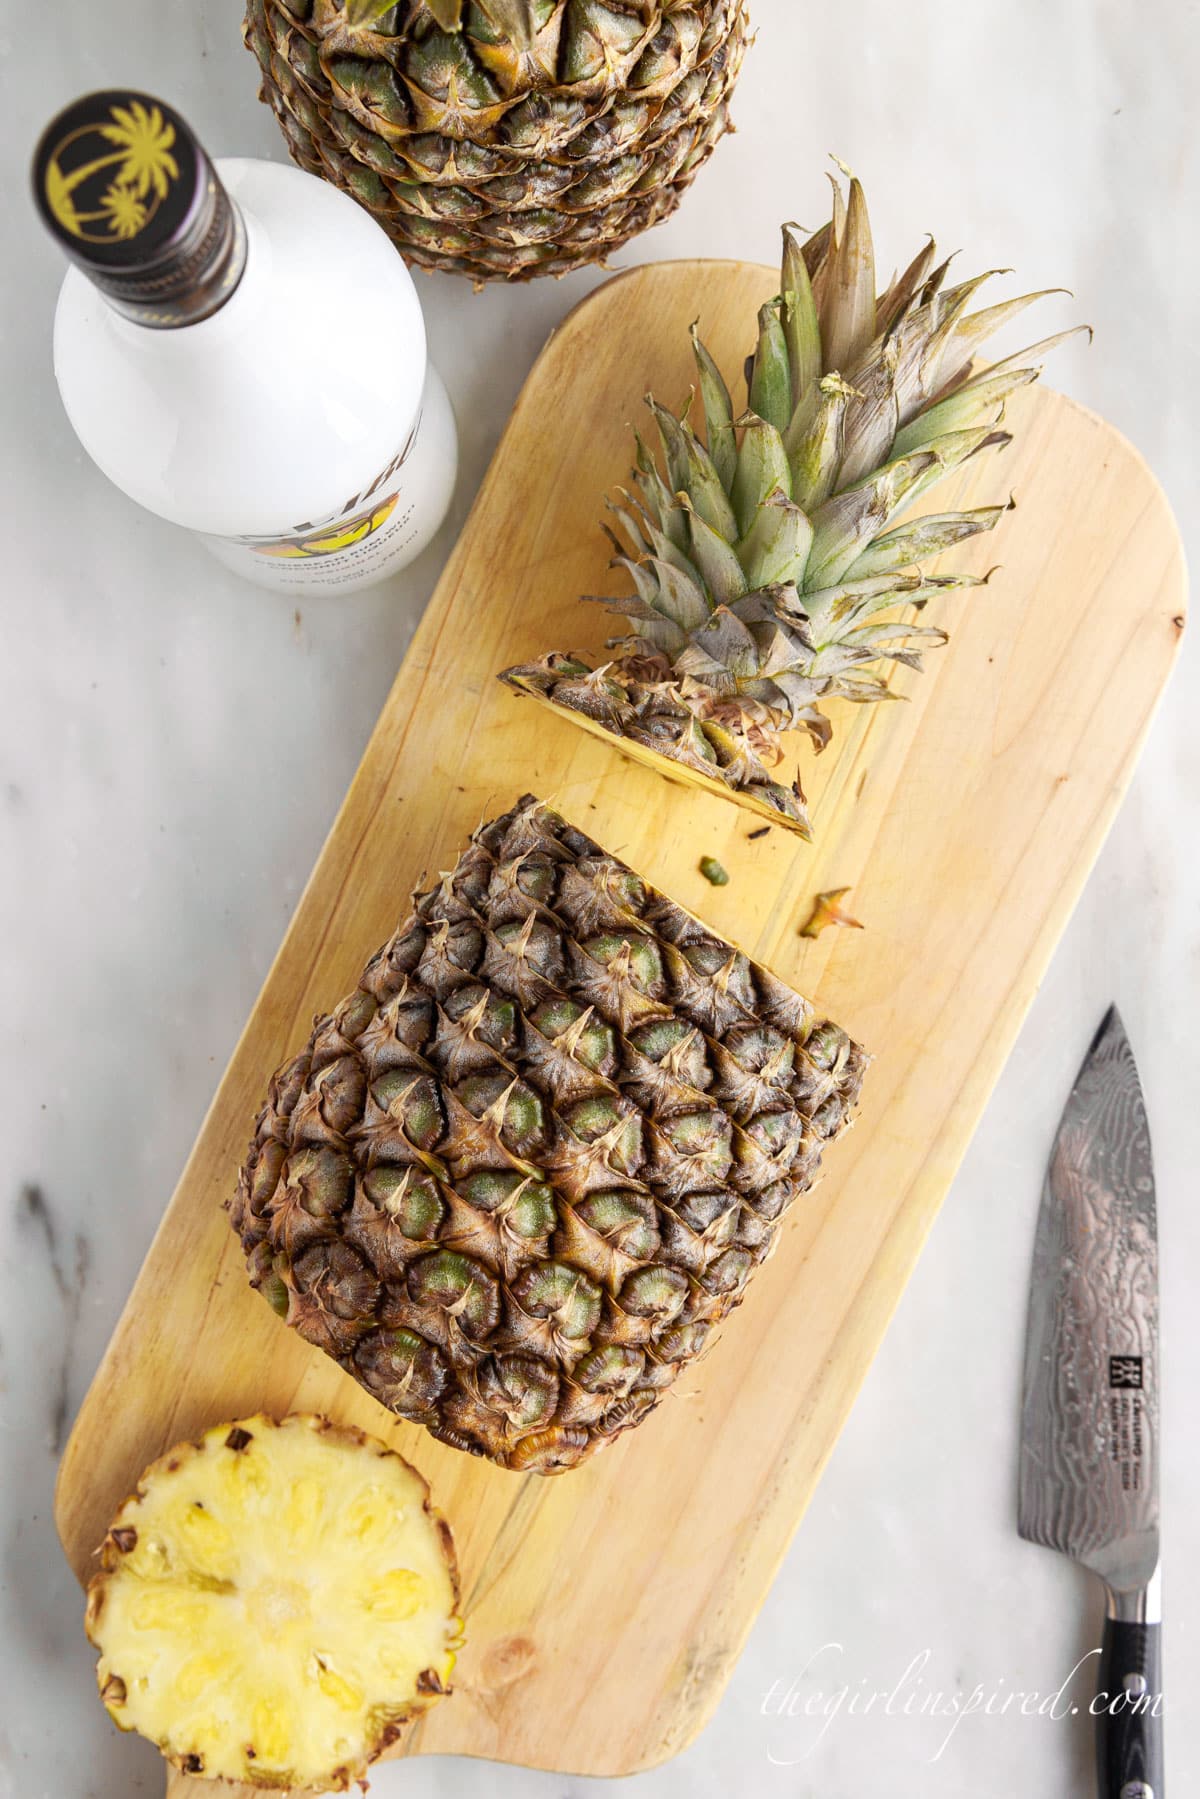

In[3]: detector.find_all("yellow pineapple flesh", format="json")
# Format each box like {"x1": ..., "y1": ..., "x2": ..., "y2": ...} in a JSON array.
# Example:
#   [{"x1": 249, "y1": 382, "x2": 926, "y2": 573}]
[{"x1": 85, "y1": 1414, "x2": 461, "y2": 1790}]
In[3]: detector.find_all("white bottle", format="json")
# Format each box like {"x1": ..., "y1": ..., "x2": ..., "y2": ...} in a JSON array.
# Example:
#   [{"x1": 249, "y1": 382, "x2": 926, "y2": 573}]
[{"x1": 33, "y1": 89, "x2": 457, "y2": 594}]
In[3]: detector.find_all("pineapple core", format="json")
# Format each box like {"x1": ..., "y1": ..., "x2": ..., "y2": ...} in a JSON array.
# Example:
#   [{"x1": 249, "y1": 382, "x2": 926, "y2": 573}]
[{"x1": 85, "y1": 1413, "x2": 460, "y2": 1790}]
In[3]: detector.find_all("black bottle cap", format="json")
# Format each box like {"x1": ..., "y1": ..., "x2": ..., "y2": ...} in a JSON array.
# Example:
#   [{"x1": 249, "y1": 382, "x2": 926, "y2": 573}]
[{"x1": 32, "y1": 90, "x2": 245, "y2": 328}]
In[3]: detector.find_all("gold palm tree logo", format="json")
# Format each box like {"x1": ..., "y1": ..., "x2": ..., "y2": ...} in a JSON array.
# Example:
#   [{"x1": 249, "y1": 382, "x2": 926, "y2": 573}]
[{"x1": 44, "y1": 100, "x2": 180, "y2": 245}]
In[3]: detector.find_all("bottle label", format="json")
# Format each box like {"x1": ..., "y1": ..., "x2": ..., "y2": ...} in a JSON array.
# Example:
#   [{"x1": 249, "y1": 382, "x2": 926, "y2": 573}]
[{"x1": 206, "y1": 418, "x2": 426, "y2": 591}]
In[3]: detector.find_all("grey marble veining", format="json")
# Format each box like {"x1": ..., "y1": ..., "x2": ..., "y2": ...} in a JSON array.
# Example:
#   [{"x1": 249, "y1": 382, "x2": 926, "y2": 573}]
[{"x1": 2, "y1": 2, "x2": 1197, "y2": 1795}]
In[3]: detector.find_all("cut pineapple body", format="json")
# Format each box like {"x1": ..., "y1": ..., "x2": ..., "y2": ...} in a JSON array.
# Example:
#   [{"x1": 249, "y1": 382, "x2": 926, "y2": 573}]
[
  {"x1": 86, "y1": 1414, "x2": 460, "y2": 1791},
  {"x1": 233, "y1": 795, "x2": 867, "y2": 1473}
]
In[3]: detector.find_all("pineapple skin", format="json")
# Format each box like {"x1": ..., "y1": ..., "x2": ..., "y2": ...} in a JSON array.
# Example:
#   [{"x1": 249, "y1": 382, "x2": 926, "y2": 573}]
[
  {"x1": 86, "y1": 1413, "x2": 461, "y2": 1791},
  {"x1": 242, "y1": 0, "x2": 749, "y2": 285},
  {"x1": 232, "y1": 796, "x2": 866, "y2": 1475},
  {"x1": 502, "y1": 656, "x2": 815, "y2": 833}
]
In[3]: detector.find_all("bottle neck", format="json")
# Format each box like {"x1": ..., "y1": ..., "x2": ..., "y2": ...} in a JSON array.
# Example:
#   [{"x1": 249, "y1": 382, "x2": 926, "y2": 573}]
[
  {"x1": 34, "y1": 90, "x2": 249, "y2": 331},
  {"x1": 94, "y1": 173, "x2": 248, "y2": 331}
]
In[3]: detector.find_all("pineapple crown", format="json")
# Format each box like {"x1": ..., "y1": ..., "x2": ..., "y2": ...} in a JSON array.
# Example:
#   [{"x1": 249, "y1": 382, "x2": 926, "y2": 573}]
[{"x1": 588, "y1": 169, "x2": 1086, "y2": 738}]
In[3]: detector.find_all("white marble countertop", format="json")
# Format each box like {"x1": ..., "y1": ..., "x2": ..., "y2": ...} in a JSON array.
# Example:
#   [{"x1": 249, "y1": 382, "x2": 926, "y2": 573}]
[{"x1": 3, "y1": 4, "x2": 1197, "y2": 1795}]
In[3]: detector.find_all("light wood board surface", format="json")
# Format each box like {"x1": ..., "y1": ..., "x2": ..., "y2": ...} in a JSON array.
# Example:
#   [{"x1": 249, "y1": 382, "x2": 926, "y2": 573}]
[{"x1": 54, "y1": 260, "x2": 1185, "y2": 1796}]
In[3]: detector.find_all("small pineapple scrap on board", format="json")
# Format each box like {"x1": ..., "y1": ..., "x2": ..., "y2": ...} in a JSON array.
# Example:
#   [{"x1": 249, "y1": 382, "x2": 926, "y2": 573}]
[
  {"x1": 799, "y1": 888, "x2": 865, "y2": 939},
  {"x1": 232, "y1": 796, "x2": 868, "y2": 1476},
  {"x1": 86, "y1": 1414, "x2": 461, "y2": 1791}
]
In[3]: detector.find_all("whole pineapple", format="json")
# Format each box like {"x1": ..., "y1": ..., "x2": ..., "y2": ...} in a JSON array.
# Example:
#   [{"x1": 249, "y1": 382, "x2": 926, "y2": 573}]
[
  {"x1": 87, "y1": 1414, "x2": 461, "y2": 1790},
  {"x1": 244, "y1": 0, "x2": 749, "y2": 284},
  {"x1": 232, "y1": 797, "x2": 865, "y2": 1473},
  {"x1": 502, "y1": 172, "x2": 1083, "y2": 831}
]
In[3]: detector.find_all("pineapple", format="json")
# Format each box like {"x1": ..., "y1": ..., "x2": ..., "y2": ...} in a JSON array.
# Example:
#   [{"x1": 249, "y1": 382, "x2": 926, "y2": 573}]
[
  {"x1": 232, "y1": 796, "x2": 866, "y2": 1474},
  {"x1": 86, "y1": 1414, "x2": 460, "y2": 1790},
  {"x1": 502, "y1": 172, "x2": 1084, "y2": 832},
  {"x1": 244, "y1": 0, "x2": 749, "y2": 285}
]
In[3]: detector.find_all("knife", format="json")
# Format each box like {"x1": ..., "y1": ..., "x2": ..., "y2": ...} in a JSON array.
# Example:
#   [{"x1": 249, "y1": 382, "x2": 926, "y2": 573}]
[{"x1": 1018, "y1": 1005, "x2": 1163, "y2": 1797}]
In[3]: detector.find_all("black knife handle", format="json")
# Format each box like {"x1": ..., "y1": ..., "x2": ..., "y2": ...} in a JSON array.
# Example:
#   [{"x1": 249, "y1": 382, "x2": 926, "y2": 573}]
[{"x1": 1095, "y1": 1616, "x2": 1163, "y2": 1797}]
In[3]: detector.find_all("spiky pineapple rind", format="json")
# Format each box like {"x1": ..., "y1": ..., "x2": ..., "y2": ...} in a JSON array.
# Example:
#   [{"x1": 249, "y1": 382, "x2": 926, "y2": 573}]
[
  {"x1": 86, "y1": 1413, "x2": 461, "y2": 1791},
  {"x1": 243, "y1": 0, "x2": 750, "y2": 285},
  {"x1": 233, "y1": 797, "x2": 866, "y2": 1475}
]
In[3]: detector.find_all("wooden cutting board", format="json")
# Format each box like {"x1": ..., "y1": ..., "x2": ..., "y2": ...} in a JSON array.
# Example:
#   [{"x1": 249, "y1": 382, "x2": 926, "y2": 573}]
[{"x1": 54, "y1": 259, "x2": 1185, "y2": 1797}]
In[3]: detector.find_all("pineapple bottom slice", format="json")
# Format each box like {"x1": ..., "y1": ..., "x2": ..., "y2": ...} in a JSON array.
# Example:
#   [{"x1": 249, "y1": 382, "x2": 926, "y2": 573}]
[{"x1": 85, "y1": 1414, "x2": 461, "y2": 1790}]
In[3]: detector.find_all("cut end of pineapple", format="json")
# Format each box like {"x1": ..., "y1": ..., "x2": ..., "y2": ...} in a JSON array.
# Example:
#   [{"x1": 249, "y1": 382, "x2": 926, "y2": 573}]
[
  {"x1": 499, "y1": 660, "x2": 813, "y2": 838},
  {"x1": 86, "y1": 1414, "x2": 460, "y2": 1791}
]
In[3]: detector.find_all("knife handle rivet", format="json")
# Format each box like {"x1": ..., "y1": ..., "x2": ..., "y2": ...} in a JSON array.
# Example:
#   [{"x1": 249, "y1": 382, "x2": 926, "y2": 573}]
[
  {"x1": 1122, "y1": 1673, "x2": 1149, "y2": 1698},
  {"x1": 1120, "y1": 1783, "x2": 1154, "y2": 1798}
]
